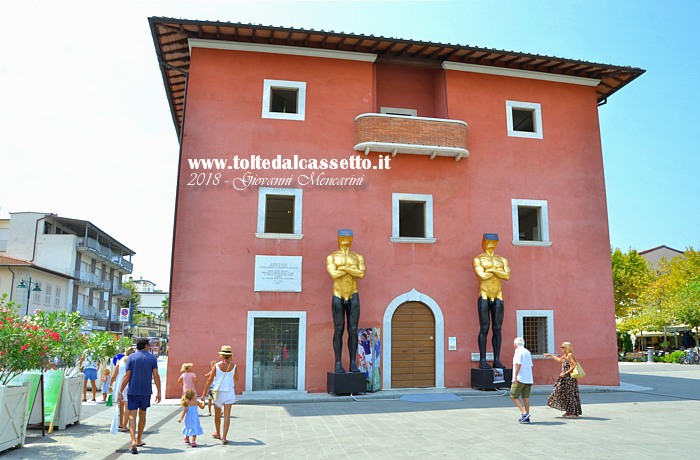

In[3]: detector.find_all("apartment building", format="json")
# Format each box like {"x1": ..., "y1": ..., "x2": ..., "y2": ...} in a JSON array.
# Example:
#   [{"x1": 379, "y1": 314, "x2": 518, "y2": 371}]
[
  {"x1": 0, "y1": 212, "x2": 134, "y2": 333},
  {"x1": 150, "y1": 18, "x2": 644, "y2": 397}
]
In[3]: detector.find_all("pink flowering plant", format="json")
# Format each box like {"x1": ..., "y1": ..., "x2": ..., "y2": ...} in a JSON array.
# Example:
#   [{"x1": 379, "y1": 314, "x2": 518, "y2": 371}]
[
  {"x1": 33, "y1": 309, "x2": 87, "y2": 371},
  {"x1": 0, "y1": 294, "x2": 62, "y2": 385}
]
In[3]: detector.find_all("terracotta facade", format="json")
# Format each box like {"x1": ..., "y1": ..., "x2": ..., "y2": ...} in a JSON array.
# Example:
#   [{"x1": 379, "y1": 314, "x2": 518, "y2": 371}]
[{"x1": 153, "y1": 23, "x2": 640, "y2": 398}]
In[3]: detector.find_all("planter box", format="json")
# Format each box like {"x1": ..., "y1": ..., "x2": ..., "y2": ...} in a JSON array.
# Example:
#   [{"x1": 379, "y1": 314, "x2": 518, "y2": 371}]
[
  {"x1": 54, "y1": 374, "x2": 83, "y2": 430},
  {"x1": 0, "y1": 384, "x2": 30, "y2": 452}
]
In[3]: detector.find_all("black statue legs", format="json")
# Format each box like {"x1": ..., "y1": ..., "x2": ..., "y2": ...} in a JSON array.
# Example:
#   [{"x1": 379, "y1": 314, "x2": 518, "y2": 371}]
[
  {"x1": 477, "y1": 297, "x2": 505, "y2": 369},
  {"x1": 332, "y1": 294, "x2": 362, "y2": 373}
]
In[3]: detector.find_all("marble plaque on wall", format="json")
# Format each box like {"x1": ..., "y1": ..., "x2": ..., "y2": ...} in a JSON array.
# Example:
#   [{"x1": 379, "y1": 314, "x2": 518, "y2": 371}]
[{"x1": 254, "y1": 255, "x2": 302, "y2": 292}]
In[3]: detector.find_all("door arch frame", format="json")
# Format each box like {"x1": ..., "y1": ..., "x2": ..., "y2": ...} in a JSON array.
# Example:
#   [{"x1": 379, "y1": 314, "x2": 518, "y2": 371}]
[{"x1": 382, "y1": 289, "x2": 445, "y2": 389}]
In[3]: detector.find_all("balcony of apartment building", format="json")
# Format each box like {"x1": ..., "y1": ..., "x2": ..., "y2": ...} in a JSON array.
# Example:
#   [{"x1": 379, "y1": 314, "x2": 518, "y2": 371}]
[
  {"x1": 77, "y1": 237, "x2": 133, "y2": 274},
  {"x1": 112, "y1": 282, "x2": 132, "y2": 298},
  {"x1": 75, "y1": 299, "x2": 97, "y2": 319},
  {"x1": 354, "y1": 113, "x2": 468, "y2": 160},
  {"x1": 74, "y1": 270, "x2": 111, "y2": 291}
]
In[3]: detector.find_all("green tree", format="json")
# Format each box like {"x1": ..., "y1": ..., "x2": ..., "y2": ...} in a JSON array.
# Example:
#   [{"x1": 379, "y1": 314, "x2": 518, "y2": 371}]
[
  {"x1": 121, "y1": 278, "x2": 141, "y2": 314},
  {"x1": 611, "y1": 247, "x2": 654, "y2": 317},
  {"x1": 161, "y1": 295, "x2": 169, "y2": 321}
]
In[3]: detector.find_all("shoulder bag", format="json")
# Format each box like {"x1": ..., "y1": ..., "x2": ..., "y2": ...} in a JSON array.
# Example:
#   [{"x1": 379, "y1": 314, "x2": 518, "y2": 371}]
[{"x1": 571, "y1": 361, "x2": 586, "y2": 379}]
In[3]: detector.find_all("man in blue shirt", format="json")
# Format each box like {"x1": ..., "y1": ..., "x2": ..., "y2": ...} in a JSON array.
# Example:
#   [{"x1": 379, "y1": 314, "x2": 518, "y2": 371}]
[{"x1": 118, "y1": 338, "x2": 161, "y2": 454}]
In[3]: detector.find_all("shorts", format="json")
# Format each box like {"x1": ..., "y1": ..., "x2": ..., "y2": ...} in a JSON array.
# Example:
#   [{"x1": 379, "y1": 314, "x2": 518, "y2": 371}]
[
  {"x1": 127, "y1": 394, "x2": 151, "y2": 411},
  {"x1": 510, "y1": 381, "x2": 532, "y2": 399},
  {"x1": 83, "y1": 368, "x2": 97, "y2": 381},
  {"x1": 213, "y1": 389, "x2": 236, "y2": 407}
]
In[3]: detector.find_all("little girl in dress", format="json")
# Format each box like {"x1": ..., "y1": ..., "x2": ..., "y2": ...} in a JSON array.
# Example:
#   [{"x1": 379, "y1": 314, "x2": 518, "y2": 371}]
[{"x1": 178, "y1": 389, "x2": 205, "y2": 447}]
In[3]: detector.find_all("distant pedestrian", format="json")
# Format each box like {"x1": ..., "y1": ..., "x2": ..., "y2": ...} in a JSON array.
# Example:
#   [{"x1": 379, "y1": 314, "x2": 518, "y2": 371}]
[
  {"x1": 544, "y1": 341, "x2": 582, "y2": 418},
  {"x1": 80, "y1": 355, "x2": 99, "y2": 402},
  {"x1": 178, "y1": 389, "x2": 205, "y2": 447},
  {"x1": 178, "y1": 363, "x2": 198, "y2": 396},
  {"x1": 511, "y1": 337, "x2": 534, "y2": 423},
  {"x1": 201, "y1": 345, "x2": 238, "y2": 445},
  {"x1": 118, "y1": 338, "x2": 162, "y2": 454},
  {"x1": 100, "y1": 368, "x2": 112, "y2": 403}
]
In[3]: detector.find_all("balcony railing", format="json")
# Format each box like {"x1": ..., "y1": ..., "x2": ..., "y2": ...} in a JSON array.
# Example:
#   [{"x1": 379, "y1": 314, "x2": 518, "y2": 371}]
[
  {"x1": 78, "y1": 237, "x2": 133, "y2": 273},
  {"x1": 354, "y1": 113, "x2": 469, "y2": 161},
  {"x1": 112, "y1": 284, "x2": 132, "y2": 298},
  {"x1": 77, "y1": 304, "x2": 97, "y2": 318}
]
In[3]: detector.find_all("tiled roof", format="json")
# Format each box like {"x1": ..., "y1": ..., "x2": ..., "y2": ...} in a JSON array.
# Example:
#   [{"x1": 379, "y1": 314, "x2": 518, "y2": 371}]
[{"x1": 148, "y1": 17, "x2": 645, "y2": 137}]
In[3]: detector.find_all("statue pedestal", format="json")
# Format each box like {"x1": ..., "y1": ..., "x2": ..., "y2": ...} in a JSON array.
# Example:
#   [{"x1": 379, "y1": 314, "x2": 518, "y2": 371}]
[
  {"x1": 327, "y1": 372, "x2": 366, "y2": 395},
  {"x1": 471, "y1": 368, "x2": 512, "y2": 390}
]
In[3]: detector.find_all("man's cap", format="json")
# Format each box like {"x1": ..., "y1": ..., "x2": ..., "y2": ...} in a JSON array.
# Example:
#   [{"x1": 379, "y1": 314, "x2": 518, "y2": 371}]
[
  {"x1": 483, "y1": 233, "x2": 499, "y2": 241},
  {"x1": 338, "y1": 229, "x2": 353, "y2": 237}
]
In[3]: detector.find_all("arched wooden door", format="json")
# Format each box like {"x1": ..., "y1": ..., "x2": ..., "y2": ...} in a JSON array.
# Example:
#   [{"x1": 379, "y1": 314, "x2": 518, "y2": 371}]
[{"x1": 391, "y1": 302, "x2": 436, "y2": 388}]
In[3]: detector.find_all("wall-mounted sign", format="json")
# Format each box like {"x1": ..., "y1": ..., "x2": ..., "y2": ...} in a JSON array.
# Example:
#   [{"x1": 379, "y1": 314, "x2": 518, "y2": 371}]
[{"x1": 254, "y1": 255, "x2": 302, "y2": 292}]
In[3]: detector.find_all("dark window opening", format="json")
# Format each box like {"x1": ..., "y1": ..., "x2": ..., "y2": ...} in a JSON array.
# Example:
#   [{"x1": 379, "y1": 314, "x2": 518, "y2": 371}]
[
  {"x1": 517, "y1": 206, "x2": 541, "y2": 241},
  {"x1": 270, "y1": 88, "x2": 298, "y2": 114},
  {"x1": 265, "y1": 195, "x2": 295, "y2": 234},
  {"x1": 399, "y1": 201, "x2": 425, "y2": 238},
  {"x1": 512, "y1": 108, "x2": 535, "y2": 132},
  {"x1": 522, "y1": 316, "x2": 548, "y2": 354}
]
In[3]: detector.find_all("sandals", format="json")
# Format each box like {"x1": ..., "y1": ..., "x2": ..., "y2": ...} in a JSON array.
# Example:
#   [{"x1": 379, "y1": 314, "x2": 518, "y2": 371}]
[
  {"x1": 212, "y1": 433, "x2": 221, "y2": 439},
  {"x1": 191, "y1": 442, "x2": 197, "y2": 447},
  {"x1": 222, "y1": 439, "x2": 229, "y2": 445}
]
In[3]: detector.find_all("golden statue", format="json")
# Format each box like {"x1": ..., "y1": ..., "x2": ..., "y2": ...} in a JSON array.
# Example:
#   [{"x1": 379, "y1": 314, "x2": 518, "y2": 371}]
[
  {"x1": 473, "y1": 233, "x2": 511, "y2": 369},
  {"x1": 326, "y1": 229, "x2": 366, "y2": 373}
]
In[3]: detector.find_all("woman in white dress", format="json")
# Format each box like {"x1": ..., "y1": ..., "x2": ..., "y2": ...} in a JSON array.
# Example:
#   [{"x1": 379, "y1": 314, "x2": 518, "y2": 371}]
[
  {"x1": 110, "y1": 347, "x2": 135, "y2": 431},
  {"x1": 201, "y1": 345, "x2": 238, "y2": 444}
]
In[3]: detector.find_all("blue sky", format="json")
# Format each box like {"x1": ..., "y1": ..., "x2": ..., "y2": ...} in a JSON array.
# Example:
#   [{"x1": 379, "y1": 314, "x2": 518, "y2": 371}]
[{"x1": 1, "y1": 0, "x2": 697, "y2": 288}]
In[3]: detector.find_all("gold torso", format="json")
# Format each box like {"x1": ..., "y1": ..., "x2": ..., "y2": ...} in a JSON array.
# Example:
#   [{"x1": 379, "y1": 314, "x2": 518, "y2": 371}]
[
  {"x1": 473, "y1": 252, "x2": 510, "y2": 301},
  {"x1": 327, "y1": 249, "x2": 365, "y2": 300}
]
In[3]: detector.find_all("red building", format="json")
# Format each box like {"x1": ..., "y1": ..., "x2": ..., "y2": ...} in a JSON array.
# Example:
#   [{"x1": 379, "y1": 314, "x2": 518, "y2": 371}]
[{"x1": 149, "y1": 18, "x2": 643, "y2": 398}]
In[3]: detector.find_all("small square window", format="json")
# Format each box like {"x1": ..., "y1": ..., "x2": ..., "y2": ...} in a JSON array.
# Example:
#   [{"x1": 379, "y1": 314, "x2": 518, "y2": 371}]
[
  {"x1": 522, "y1": 316, "x2": 548, "y2": 354},
  {"x1": 399, "y1": 201, "x2": 425, "y2": 238},
  {"x1": 512, "y1": 199, "x2": 551, "y2": 246},
  {"x1": 262, "y1": 80, "x2": 306, "y2": 121},
  {"x1": 506, "y1": 100, "x2": 543, "y2": 139},
  {"x1": 256, "y1": 188, "x2": 303, "y2": 239},
  {"x1": 265, "y1": 195, "x2": 295, "y2": 234},
  {"x1": 517, "y1": 310, "x2": 555, "y2": 355},
  {"x1": 392, "y1": 193, "x2": 435, "y2": 243},
  {"x1": 511, "y1": 108, "x2": 535, "y2": 133},
  {"x1": 270, "y1": 89, "x2": 298, "y2": 114}
]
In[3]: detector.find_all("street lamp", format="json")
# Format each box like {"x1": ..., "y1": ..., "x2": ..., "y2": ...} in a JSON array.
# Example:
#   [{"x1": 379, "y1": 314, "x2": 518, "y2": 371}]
[{"x1": 16, "y1": 277, "x2": 42, "y2": 316}]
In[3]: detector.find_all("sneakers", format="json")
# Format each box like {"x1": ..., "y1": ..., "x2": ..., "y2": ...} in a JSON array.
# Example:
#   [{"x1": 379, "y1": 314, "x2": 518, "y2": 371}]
[{"x1": 518, "y1": 413, "x2": 531, "y2": 424}]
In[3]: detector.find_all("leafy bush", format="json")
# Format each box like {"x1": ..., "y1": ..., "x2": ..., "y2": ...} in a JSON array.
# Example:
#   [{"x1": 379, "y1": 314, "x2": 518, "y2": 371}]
[{"x1": 663, "y1": 351, "x2": 685, "y2": 363}]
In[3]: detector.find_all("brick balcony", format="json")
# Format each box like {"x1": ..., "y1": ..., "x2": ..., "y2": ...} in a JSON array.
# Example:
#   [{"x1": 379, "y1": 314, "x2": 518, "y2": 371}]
[{"x1": 354, "y1": 113, "x2": 469, "y2": 161}]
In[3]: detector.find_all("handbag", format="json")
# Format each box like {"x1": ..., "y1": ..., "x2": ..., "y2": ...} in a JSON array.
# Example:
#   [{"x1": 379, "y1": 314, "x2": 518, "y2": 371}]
[{"x1": 571, "y1": 361, "x2": 586, "y2": 379}]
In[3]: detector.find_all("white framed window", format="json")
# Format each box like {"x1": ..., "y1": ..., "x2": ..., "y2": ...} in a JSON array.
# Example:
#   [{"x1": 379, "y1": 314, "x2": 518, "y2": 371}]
[
  {"x1": 256, "y1": 187, "x2": 303, "y2": 239},
  {"x1": 262, "y1": 79, "x2": 306, "y2": 121},
  {"x1": 516, "y1": 310, "x2": 555, "y2": 355},
  {"x1": 55, "y1": 286, "x2": 61, "y2": 307},
  {"x1": 246, "y1": 311, "x2": 307, "y2": 393},
  {"x1": 44, "y1": 283, "x2": 52, "y2": 305},
  {"x1": 506, "y1": 100, "x2": 543, "y2": 139},
  {"x1": 511, "y1": 199, "x2": 551, "y2": 246},
  {"x1": 380, "y1": 107, "x2": 417, "y2": 117},
  {"x1": 391, "y1": 193, "x2": 435, "y2": 243}
]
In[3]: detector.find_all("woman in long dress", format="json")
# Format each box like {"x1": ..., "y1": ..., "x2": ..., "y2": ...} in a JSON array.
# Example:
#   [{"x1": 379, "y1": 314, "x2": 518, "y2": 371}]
[
  {"x1": 201, "y1": 345, "x2": 238, "y2": 444},
  {"x1": 543, "y1": 341, "x2": 582, "y2": 418},
  {"x1": 110, "y1": 347, "x2": 135, "y2": 431}
]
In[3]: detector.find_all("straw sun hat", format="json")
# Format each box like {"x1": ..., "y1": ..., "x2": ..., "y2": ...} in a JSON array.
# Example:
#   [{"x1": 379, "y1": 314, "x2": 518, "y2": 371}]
[{"x1": 219, "y1": 345, "x2": 233, "y2": 356}]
